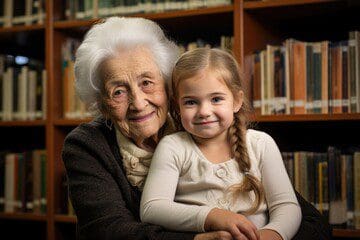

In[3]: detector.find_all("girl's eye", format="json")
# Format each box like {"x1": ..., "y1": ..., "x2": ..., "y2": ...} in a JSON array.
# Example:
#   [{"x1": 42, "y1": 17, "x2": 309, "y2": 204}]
[
  {"x1": 212, "y1": 96, "x2": 223, "y2": 103},
  {"x1": 184, "y1": 100, "x2": 197, "y2": 105}
]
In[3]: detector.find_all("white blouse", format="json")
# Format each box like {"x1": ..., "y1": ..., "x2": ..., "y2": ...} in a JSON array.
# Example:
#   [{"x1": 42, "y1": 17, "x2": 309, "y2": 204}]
[{"x1": 140, "y1": 129, "x2": 301, "y2": 240}]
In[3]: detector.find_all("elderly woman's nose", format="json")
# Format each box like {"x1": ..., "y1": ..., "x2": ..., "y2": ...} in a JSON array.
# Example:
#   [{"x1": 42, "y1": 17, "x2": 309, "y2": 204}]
[{"x1": 129, "y1": 89, "x2": 148, "y2": 110}]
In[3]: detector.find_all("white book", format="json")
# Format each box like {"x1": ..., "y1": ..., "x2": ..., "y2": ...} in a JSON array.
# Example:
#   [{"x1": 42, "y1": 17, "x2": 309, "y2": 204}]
[
  {"x1": 3, "y1": 68, "x2": 13, "y2": 121},
  {"x1": 34, "y1": 0, "x2": 44, "y2": 24},
  {"x1": 354, "y1": 32, "x2": 360, "y2": 113},
  {"x1": 25, "y1": 0, "x2": 33, "y2": 25},
  {"x1": 41, "y1": 69, "x2": 47, "y2": 119},
  {"x1": 2, "y1": 71, "x2": 8, "y2": 121},
  {"x1": 18, "y1": 66, "x2": 29, "y2": 120},
  {"x1": 4, "y1": 0, "x2": 13, "y2": 27},
  {"x1": 27, "y1": 70, "x2": 37, "y2": 120}
]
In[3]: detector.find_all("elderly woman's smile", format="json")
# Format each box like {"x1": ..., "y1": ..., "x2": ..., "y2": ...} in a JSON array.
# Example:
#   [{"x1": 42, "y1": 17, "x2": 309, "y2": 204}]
[
  {"x1": 128, "y1": 112, "x2": 156, "y2": 122},
  {"x1": 102, "y1": 46, "x2": 168, "y2": 147}
]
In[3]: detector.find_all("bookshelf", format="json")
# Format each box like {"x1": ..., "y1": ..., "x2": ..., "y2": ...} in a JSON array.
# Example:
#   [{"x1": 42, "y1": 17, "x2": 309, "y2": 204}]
[{"x1": 0, "y1": 0, "x2": 359, "y2": 239}]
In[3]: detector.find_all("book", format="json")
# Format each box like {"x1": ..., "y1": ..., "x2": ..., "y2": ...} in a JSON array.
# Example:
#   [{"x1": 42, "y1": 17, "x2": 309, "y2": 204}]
[
  {"x1": 252, "y1": 52, "x2": 261, "y2": 115},
  {"x1": 321, "y1": 41, "x2": 329, "y2": 114},
  {"x1": 354, "y1": 152, "x2": 360, "y2": 229},
  {"x1": 349, "y1": 31, "x2": 360, "y2": 113},
  {"x1": 4, "y1": 153, "x2": 17, "y2": 213},
  {"x1": 0, "y1": 152, "x2": 5, "y2": 212},
  {"x1": 328, "y1": 146, "x2": 347, "y2": 225},
  {"x1": 292, "y1": 41, "x2": 306, "y2": 114}
]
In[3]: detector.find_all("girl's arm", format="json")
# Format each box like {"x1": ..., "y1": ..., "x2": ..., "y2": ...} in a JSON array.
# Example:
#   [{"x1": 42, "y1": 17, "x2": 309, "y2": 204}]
[
  {"x1": 258, "y1": 132, "x2": 302, "y2": 240},
  {"x1": 140, "y1": 135, "x2": 258, "y2": 240}
]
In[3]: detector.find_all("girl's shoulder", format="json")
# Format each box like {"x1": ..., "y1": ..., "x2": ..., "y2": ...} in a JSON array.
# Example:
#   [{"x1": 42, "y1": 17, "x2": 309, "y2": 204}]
[
  {"x1": 159, "y1": 131, "x2": 193, "y2": 147},
  {"x1": 246, "y1": 129, "x2": 275, "y2": 146}
]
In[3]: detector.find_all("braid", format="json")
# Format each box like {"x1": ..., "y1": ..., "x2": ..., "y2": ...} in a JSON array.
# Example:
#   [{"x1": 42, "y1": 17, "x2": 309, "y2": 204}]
[{"x1": 229, "y1": 110, "x2": 264, "y2": 215}]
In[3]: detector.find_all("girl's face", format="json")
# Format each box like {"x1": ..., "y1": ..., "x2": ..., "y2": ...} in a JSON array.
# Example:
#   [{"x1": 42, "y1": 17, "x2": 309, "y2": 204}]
[{"x1": 177, "y1": 68, "x2": 243, "y2": 142}]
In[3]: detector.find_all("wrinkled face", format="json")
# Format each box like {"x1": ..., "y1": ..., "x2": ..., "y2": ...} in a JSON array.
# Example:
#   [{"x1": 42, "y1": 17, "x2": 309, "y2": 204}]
[
  {"x1": 177, "y1": 68, "x2": 242, "y2": 141},
  {"x1": 102, "y1": 46, "x2": 168, "y2": 146}
]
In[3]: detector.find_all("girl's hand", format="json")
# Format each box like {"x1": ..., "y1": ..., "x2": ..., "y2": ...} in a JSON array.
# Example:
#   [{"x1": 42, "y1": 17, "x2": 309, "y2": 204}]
[
  {"x1": 194, "y1": 231, "x2": 233, "y2": 240},
  {"x1": 204, "y1": 208, "x2": 259, "y2": 240},
  {"x1": 258, "y1": 229, "x2": 283, "y2": 240}
]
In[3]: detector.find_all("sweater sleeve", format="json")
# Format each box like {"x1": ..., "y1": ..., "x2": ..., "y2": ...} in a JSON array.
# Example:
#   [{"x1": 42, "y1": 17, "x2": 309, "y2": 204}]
[
  {"x1": 62, "y1": 123, "x2": 196, "y2": 240},
  {"x1": 258, "y1": 132, "x2": 302, "y2": 240},
  {"x1": 140, "y1": 135, "x2": 213, "y2": 232}
]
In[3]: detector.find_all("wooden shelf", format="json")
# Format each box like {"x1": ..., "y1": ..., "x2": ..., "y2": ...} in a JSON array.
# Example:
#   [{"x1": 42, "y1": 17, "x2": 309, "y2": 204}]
[
  {"x1": 53, "y1": 118, "x2": 92, "y2": 126},
  {"x1": 244, "y1": 0, "x2": 339, "y2": 9},
  {"x1": 0, "y1": 212, "x2": 47, "y2": 221},
  {"x1": 54, "y1": 5, "x2": 233, "y2": 29},
  {"x1": 0, "y1": 24, "x2": 45, "y2": 33},
  {"x1": 252, "y1": 113, "x2": 360, "y2": 122},
  {"x1": 0, "y1": 120, "x2": 46, "y2": 127},
  {"x1": 333, "y1": 228, "x2": 360, "y2": 238},
  {"x1": 135, "y1": 5, "x2": 233, "y2": 19},
  {"x1": 54, "y1": 214, "x2": 77, "y2": 223}
]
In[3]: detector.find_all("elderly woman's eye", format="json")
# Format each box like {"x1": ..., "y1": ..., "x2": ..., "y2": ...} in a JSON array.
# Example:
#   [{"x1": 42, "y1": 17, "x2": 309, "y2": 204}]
[
  {"x1": 111, "y1": 88, "x2": 126, "y2": 99},
  {"x1": 142, "y1": 80, "x2": 153, "y2": 87}
]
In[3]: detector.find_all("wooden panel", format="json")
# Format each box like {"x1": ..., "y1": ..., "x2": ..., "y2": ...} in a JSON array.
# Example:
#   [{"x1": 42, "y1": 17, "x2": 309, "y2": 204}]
[
  {"x1": 333, "y1": 229, "x2": 360, "y2": 238},
  {"x1": 252, "y1": 113, "x2": 360, "y2": 122},
  {"x1": 244, "y1": 0, "x2": 338, "y2": 9},
  {"x1": 55, "y1": 215, "x2": 77, "y2": 223},
  {"x1": 0, "y1": 120, "x2": 46, "y2": 126},
  {"x1": 54, "y1": 6, "x2": 233, "y2": 28},
  {"x1": 0, "y1": 213, "x2": 47, "y2": 221},
  {"x1": 0, "y1": 25, "x2": 45, "y2": 33}
]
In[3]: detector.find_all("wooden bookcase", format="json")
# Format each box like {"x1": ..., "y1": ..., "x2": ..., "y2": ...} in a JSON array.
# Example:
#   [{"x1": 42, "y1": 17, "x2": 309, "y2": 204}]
[{"x1": 0, "y1": 0, "x2": 359, "y2": 239}]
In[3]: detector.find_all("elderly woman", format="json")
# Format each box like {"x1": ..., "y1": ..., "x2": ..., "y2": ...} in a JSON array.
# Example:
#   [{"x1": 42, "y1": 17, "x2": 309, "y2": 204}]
[{"x1": 62, "y1": 17, "x2": 331, "y2": 240}]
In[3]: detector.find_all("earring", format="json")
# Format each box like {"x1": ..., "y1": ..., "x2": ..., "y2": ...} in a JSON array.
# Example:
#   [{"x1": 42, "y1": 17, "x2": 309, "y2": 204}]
[{"x1": 105, "y1": 118, "x2": 113, "y2": 130}]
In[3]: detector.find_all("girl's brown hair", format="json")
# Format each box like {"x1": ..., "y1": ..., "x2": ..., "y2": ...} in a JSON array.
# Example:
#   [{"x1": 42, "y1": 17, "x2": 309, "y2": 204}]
[{"x1": 171, "y1": 48, "x2": 264, "y2": 215}]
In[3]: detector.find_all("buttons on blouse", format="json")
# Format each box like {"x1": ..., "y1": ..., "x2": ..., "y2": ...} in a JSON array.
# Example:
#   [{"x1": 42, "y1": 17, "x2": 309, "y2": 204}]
[{"x1": 216, "y1": 168, "x2": 227, "y2": 178}]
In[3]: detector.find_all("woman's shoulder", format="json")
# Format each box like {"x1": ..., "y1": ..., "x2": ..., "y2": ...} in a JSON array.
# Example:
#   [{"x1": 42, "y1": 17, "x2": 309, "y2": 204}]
[{"x1": 64, "y1": 116, "x2": 113, "y2": 144}]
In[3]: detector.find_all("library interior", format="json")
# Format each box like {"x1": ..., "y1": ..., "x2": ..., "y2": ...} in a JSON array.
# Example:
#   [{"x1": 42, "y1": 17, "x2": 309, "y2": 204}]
[{"x1": 0, "y1": 0, "x2": 359, "y2": 239}]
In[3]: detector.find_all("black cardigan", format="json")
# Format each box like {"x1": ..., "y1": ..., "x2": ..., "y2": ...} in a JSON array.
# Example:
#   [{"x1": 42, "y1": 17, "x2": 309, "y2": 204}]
[{"x1": 62, "y1": 117, "x2": 332, "y2": 240}]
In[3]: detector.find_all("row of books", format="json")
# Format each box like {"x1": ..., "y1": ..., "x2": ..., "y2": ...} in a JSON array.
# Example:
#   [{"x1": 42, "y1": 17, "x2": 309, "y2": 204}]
[
  {"x1": 62, "y1": 39, "x2": 91, "y2": 119},
  {"x1": 61, "y1": 36, "x2": 233, "y2": 119},
  {"x1": 281, "y1": 148, "x2": 360, "y2": 229},
  {"x1": 65, "y1": 0, "x2": 231, "y2": 20},
  {"x1": 0, "y1": 55, "x2": 47, "y2": 121},
  {"x1": 248, "y1": 31, "x2": 360, "y2": 115},
  {"x1": 0, "y1": 150, "x2": 47, "y2": 214},
  {"x1": 179, "y1": 36, "x2": 234, "y2": 54},
  {"x1": 0, "y1": 0, "x2": 45, "y2": 27}
]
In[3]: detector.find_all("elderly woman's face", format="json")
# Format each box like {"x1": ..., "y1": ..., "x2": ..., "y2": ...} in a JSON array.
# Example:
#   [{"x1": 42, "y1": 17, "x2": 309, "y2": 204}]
[{"x1": 102, "y1": 46, "x2": 168, "y2": 146}]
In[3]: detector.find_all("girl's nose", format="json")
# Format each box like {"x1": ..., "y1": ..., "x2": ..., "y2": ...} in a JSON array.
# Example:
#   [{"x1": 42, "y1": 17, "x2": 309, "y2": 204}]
[{"x1": 197, "y1": 103, "x2": 211, "y2": 118}]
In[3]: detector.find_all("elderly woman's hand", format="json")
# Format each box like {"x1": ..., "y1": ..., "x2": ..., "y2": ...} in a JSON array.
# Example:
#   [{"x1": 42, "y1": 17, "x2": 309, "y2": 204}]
[
  {"x1": 194, "y1": 231, "x2": 233, "y2": 240},
  {"x1": 204, "y1": 208, "x2": 260, "y2": 240}
]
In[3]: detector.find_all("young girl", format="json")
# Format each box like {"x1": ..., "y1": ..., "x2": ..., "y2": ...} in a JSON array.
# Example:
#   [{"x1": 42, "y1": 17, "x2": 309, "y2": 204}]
[{"x1": 140, "y1": 48, "x2": 301, "y2": 240}]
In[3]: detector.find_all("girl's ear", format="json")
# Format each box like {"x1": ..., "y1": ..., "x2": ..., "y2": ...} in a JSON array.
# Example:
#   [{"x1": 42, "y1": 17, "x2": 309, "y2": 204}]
[{"x1": 233, "y1": 90, "x2": 244, "y2": 113}]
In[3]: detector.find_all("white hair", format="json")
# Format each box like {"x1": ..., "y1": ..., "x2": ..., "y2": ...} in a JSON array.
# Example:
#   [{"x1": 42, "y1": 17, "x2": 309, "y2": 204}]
[{"x1": 74, "y1": 17, "x2": 179, "y2": 113}]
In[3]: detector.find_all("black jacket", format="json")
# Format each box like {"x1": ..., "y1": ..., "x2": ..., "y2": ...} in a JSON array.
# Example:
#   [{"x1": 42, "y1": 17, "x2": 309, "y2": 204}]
[{"x1": 62, "y1": 117, "x2": 332, "y2": 240}]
